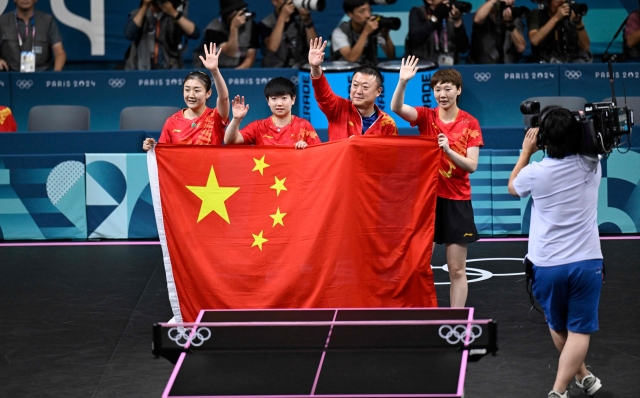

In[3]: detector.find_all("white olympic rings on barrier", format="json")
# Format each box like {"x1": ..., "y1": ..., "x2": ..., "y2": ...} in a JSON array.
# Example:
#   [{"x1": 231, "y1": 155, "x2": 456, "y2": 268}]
[
  {"x1": 474, "y1": 72, "x2": 491, "y2": 82},
  {"x1": 432, "y1": 257, "x2": 525, "y2": 285},
  {"x1": 16, "y1": 79, "x2": 33, "y2": 89},
  {"x1": 108, "y1": 78, "x2": 126, "y2": 88},
  {"x1": 565, "y1": 70, "x2": 582, "y2": 80},
  {"x1": 168, "y1": 326, "x2": 212, "y2": 347},
  {"x1": 438, "y1": 324, "x2": 483, "y2": 345}
]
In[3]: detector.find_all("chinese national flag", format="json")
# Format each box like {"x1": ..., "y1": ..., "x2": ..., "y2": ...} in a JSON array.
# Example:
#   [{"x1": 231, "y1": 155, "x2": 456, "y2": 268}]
[{"x1": 148, "y1": 136, "x2": 441, "y2": 323}]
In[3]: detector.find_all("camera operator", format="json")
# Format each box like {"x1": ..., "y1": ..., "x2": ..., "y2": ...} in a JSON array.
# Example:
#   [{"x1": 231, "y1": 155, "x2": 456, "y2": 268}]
[
  {"x1": 508, "y1": 107, "x2": 603, "y2": 398},
  {"x1": 468, "y1": 0, "x2": 526, "y2": 63},
  {"x1": 406, "y1": 0, "x2": 470, "y2": 65},
  {"x1": 624, "y1": 1, "x2": 640, "y2": 62},
  {"x1": 527, "y1": 0, "x2": 591, "y2": 63},
  {"x1": 193, "y1": 0, "x2": 259, "y2": 69},
  {"x1": 124, "y1": 0, "x2": 199, "y2": 70},
  {"x1": 260, "y1": 0, "x2": 318, "y2": 68},
  {"x1": 330, "y1": 0, "x2": 395, "y2": 65}
]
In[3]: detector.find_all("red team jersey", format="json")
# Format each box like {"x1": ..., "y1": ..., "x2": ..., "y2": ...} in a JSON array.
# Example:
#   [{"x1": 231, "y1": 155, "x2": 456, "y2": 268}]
[
  {"x1": 240, "y1": 115, "x2": 322, "y2": 146},
  {"x1": 312, "y1": 73, "x2": 398, "y2": 141},
  {"x1": 159, "y1": 107, "x2": 228, "y2": 145},
  {"x1": 412, "y1": 106, "x2": 483, "y2": 200}
]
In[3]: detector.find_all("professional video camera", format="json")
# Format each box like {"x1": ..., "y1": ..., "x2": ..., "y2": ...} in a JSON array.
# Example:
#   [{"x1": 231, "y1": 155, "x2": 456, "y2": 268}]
[
  {"x1": 372, "y1": 15, "x2": 401, "y2": 31},
  {"x1": 520, "y1": 63, "x2": 634, "y2": 155},
  {"x1": 500, "y1": 3, "x2": 530, "y2": 19},
  {"x1": 291, "y1": 0, "x2": 326, "y2": 11}
]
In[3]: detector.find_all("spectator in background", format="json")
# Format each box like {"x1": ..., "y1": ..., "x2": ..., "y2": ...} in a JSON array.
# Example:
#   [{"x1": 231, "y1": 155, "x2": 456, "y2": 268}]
[
  {"x1": 0, "y1": 0, "x2": 66, "y2": 71},
  {"x1": 527, "y1": 0, "x2": 591, "y2": 63},
  {"x1": 194, "y1": 0, "x2": 259, "y2": 69},
  {"x1": 0, "y1": 106, "x2": 17, "y2": 132},
  {"x1": 330, "y1": 0, "x2": 395, "y2": 65},
  {"x1": 624, "y1": 2, "x2": 640, "y2": 62},
  {"x1": 124, "y1": 0, "x2": 199, "y2": 70},
  {"x1": 405, "y1": 0, "x2": 470, "y2": 65},
  {"x1": 468, "y1": 0, "x2": 526, "y2": 63},
  {"x1": 260, "y1": 0, "x2": 318, "y2": 68}
]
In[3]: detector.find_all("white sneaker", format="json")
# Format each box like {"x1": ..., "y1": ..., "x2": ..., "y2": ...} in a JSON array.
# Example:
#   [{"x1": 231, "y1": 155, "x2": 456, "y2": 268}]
[
  {"x1": 547, "y1": 391, "x2": 568, "y2": 398},
  {"x1": 576, "y1": 372, "x2": 602, "y2": 396}
]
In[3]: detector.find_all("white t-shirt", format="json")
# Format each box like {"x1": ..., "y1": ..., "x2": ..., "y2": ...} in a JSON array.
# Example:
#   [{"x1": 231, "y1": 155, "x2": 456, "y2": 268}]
[{"x1": 513, "y1": 155, "x2": 603, "y2": 267}]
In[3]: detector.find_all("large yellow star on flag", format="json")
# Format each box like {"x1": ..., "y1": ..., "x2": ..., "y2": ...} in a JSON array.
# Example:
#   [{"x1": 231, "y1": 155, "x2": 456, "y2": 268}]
[
  {"x1": 270, "y1": 176, "x2": 287, "y2": 196},
  {"x1": 252, "y1": 230, "x2": 268, "y2": 250},
  {"x1": 186, "y1": 166, "x2": 239, "y2": 223},
  {"x1": 252, "y1": 155, "x2": 270, "y2": 176},
  {"x1": 270, "y1": 207, "x2": 287, "y2": 227}
]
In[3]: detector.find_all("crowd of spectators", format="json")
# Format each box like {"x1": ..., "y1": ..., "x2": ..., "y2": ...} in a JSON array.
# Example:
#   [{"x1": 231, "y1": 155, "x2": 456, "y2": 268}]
[{"x1": 1, "y1": 0, "x2": 640, "y2": 72}]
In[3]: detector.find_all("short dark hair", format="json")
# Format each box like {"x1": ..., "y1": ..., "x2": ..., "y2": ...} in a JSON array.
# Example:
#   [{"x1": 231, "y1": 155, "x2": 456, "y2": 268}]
[
  {"x1": 264, "y1": 77, "x2": 296, "y2": 98},
  {"x1": 343, "y1": 0, "x2": 369, "y2": 14},
  {"x1": 430, "y1": 68, "x2": 463, "y2": 90},
  {"x1": 184, "y1": 70, "x2": 212, "y2": 92},
  {"x1": 352, "y1": 65, "x2": 383, "y2": 88},
  {"x1": 539, "y1": 106, "x2": 582, "y2": 159}
]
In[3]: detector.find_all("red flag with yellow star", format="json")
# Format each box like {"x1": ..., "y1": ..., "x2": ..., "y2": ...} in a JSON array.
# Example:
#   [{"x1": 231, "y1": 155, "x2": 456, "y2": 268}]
[{"x1": 148, "y1": 136, "x2": 441, "y2": 322}]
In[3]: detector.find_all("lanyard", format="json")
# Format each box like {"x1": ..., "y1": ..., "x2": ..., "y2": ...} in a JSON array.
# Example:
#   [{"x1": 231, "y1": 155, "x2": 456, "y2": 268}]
[
  {"x1": 14, "y1": 11, "x2": 36, "y2": 52},
  {"x1": 433, "y1": 20, "x2": 449, "y2": 53}
]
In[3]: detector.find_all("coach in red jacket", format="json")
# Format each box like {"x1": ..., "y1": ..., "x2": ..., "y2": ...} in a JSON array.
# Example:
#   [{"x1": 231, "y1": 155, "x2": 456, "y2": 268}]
[{"x1": 308, "y1": 37, "x2": 398, "y2": 141}]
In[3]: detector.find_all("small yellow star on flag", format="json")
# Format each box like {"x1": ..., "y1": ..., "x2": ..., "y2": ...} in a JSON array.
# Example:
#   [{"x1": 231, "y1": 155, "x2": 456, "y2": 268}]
[
  {"x1": 252, "y1": 230, "x2": 268, "y2": 250},
  {"x1": 270, "y1": 176, "x2": 287, "y2": 196},
  {"x1": 186, "y1": 166, "x2": 239, "y2": 223},
  {"x1": 270, "y1": 207, "x2": 287, "y2": 227},
  {"x1": 252, "y1": 155, "x2": 270, "y2": 176}
]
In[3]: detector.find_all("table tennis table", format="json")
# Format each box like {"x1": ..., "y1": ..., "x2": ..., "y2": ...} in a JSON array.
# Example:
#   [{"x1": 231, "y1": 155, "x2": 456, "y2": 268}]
[{"x1": 153, "y1": 308, "x2": 497, "y2": 398}]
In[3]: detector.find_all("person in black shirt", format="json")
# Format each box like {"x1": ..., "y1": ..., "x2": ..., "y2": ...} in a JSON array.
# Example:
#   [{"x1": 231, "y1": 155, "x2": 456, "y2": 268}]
[{"x1": 468, "y1": 0, "x2": 526, "y2": 63}]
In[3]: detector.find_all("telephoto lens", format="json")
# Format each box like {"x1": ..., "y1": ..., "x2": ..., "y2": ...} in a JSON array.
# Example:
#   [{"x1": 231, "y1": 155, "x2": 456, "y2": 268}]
[{"x1": 292, "y1": 0, "x2": 326, "y2": 11}]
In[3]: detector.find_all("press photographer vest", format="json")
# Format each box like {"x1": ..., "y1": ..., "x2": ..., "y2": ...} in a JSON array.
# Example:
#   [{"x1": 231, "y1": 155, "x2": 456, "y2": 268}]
[
  {"x1": 330, "y1": 21, "x2": 378, "y2": 66},
  {"x1": 204, "y1": 18, "x2": 253, "y2": 68},
  {"x1": 261, "y1": 13, "x2": 307, "y2": 68},
  {"x1": 0, "y1": 10, "x2": 55, "y2": 71},
  {"x1": 530, "y1": 8, "x2": 584, "y2": 63}
]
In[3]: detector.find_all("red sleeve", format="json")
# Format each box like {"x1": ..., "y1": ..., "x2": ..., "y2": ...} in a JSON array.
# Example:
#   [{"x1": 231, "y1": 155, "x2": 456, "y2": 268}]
[
  {"x1": 158, "y1": 117, "x2": 174, "y2": 143},
  {"x1": 212, "y1": 108, "x2": 229, "y2": 144},
  {"x1": 311, "y1": 73, "x2": 348, "y2": 121},
  {"x1": 626, "y1": 11, "x2": 640, "y2": 37},
  {"x1": 466, "y1": 116, "x2": 484, "y2": 148},
  {"x1": 380, "y1": 112, "x2": 398, "y2": 136},
  {"x1": 299, "y1": 119, "x2": 322, "y2": 145},
  {"x1": 411, "y1": 107, "x2": 437, "y2": 136},
  {"x1": 239, "y1": 120, "x2": 260, "y2": 145}
]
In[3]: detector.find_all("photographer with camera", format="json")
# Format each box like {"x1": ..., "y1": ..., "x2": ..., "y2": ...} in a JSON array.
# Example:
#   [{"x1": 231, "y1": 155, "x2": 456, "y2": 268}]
[
  {"x1": 259, "y1": 0, "x2": 319, "y2": 68},
  {"x1": 508, "y1": 107, "x2": 603, "y2": 398},
  {"x1": 193, "y1": 0, "x2": 259, "y2": 69},
  {"x1": 124, "y1": 0, "x2": 199, "y2": 70},
  {"x1": 527, "y1": 0, "x2": 591, "y2": 63},
  {"x1": 406, "y1": 0, "x2": 470, "y2": 65},
  {"x1": 330, "y1": 0, "x2": 395, "y2": 65},
  {"x1": 468, "y1": 0, "x2": 526, "y2": 63}
]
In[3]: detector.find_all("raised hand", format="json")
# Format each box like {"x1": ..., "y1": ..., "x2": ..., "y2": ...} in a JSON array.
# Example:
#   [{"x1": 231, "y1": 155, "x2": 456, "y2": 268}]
[
  {"x1": 230, "y1": 10, "x2": 248, "y2": 30},
  {"x1": 399, "y1": 56, "x2": 419, "y2": 82},
  {"x1": 523, "y1": 128, "x2": 539, "y2": 155},
  {"x1": 199, "y1": 42, "x2": 221, "y2": 72},
  {"x1": 308, "y1": 37, "x2": 327, "y2": 67},
  {"x1": 231, "y1": 95, "x2": 249, "y2": 120}
]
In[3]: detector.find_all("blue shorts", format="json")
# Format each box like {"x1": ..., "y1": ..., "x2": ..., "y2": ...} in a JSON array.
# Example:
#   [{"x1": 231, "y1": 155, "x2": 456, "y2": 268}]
[{"x1": 532, "y1": 259, "x2": 603, "y2": 334}]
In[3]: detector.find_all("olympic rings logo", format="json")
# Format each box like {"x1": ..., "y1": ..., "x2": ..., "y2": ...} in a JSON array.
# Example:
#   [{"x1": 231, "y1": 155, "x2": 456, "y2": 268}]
[
  {"x1": 167, "y1": 326, "x2": 211, "y2": 347},
  {"x1": 108, "y1": 78, "x2": 126, "y2": 88},
  {"x1": 16, "y1": 80, "x2": 33, "y2": 89},
  {"x1": 432, "y1": 257, "x2": 525, "y2": 285},
  {"x1": 565, "y1": 70, "x2": 582, "y2": 80},
  {"x1": 474, "y1": 72, "x2": 491, "y2": 82},
  {"x1": 439, "y1": 324, "x2": 483, "y2": 345}
]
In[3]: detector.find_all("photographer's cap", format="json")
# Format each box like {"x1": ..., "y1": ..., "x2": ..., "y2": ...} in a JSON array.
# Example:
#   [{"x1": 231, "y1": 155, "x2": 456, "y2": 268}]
[{"x1": 220, "y1": 0, "x2": 248, "y2": 15}]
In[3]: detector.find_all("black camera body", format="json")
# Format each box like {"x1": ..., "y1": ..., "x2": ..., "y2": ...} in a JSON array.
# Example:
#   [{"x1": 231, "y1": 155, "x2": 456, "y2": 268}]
[
  {"x1": 453, "y1": 1, "x2": 473, "y2": 14},
  {"x1": 520, "y1": 100, "x2": 634, "y2": 155},
  {"x1": 372, "y1": 15, "x2": 401, "y2": 31},
  {"x1": 500, "y1": 3, "x2": 530, "y2": 19},
  {"x1": 153, "y1": 0, "x2": 185, "y2": 9},
  {"x1": 568, "y1": 0, "x2": 588, "y2": 17}
]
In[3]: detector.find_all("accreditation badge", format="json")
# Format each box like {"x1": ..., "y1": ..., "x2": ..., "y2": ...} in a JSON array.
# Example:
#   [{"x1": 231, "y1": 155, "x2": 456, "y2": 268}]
[
  {"x1": 20, "y1": 51, "x2": 35, "y2": 73},
  {"x1": 437, "y1": 53, "x2": 454, "y2": 66}
]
